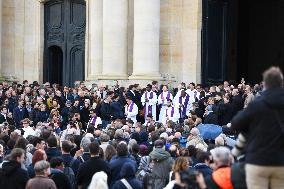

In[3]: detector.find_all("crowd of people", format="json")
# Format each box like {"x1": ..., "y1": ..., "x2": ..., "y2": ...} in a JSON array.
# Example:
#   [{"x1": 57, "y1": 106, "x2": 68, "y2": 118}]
[{"x1": 0, "y1": 66, "x2": 283, "y2": 189}]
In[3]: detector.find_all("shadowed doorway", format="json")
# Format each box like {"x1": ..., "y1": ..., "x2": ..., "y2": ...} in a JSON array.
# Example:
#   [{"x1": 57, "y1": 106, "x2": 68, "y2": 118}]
[
  {"x1": 43, "y1": 0, "x2": 86, "y2": 86},
  {"x1": 44, "y1": 46, "x2": 63, "y2": 85},
  {"x1": 202, "y1": 0, "x2": 284, "y2": 85}
]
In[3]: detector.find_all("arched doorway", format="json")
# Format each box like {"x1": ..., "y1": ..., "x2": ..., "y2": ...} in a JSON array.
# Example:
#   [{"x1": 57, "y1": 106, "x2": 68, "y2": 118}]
[
  {"x1": 44, "y1": 0, "x2": 86, "y2": 86},
  {"x1": 44, "y1": 46, "x2": 63, "y2": 85}
]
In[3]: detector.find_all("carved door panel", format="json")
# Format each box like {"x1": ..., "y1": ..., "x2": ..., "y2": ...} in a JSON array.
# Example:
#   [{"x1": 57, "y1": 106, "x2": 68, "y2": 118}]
[
  {"x1": 65, "y1": 0, "x2": 86, "y2": 86},
  {"x1": 44, "y1": 0, "x2": 85, "y2": 86}
]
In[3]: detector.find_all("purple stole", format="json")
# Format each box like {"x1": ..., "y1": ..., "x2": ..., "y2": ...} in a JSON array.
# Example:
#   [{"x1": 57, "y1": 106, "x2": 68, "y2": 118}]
[
  {"x1": 128, "y1": 103, "x2": 134, "y2": 112},
  {"x1": 194, "y1": 91, "x2": 197, "y2": 100},
  {"x1": 145, "y1": 92, "x2": 154, "y2": 115},
  {"x1": 161, "y1": 91, "x2": 171, "y2": 101},
  {"x1": 91, "y1": 116, "x2": 97, "y2": 125},
  {"x1": 161, "y1": 91, "x2": 171, "y2": 110},
  {"x1": 166, "y1": 106, "x2": 174, "y2": 118},
  {"x1": 179, "y1": 95, "x2": 189, "y2": 117}
]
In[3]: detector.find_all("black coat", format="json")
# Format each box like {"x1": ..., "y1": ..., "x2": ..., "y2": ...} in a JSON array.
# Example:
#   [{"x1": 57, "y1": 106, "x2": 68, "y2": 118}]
[
  {"x1": 231, "y1": 88, "x2": 284, "y2": 166},
  {"x1": 0, "y1": 161, "x2": 29, "y2": 189},
  {"x1": 50, "y1": 169, "x2": 71, "y2": 189},
  {"x1": 217, "y1": 103, "x2": 234, "y2": 126},
  {"x1": 204, "y1": 112, "x2": 218, "y2": 125},
  {"x1": 100, "y1": 101, "x2": 111, "y2": 121},
  {"x1": 13, "y1": 106, "x2": 29, "y2": 128},
  {"x1": 76, "y1": 156, "x2": 110, "y2": 189},
  {"x1": 231, "y1": 95, "x2": 244, "y2": 116},
  {"x1": 110, "y1": 100, "x2": 124, "y2": 119},
  {"x1": 0, "y1": 114, "x2": 6, "y2": 124}
]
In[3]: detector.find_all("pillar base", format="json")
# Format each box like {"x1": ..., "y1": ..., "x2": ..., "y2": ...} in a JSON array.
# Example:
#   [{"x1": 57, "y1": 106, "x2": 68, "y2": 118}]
[
  {"x1": 97, "y1": 74, "x2": 129, "y2": 80},
  {"x1": 128, "y1": 73, "x2": 162, "y2": 80}
]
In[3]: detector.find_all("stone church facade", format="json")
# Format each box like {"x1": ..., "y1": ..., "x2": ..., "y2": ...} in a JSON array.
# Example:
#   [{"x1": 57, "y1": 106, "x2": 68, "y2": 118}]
[{"x1": 0, "y1": 0, "x2": 202, "y2": 85}]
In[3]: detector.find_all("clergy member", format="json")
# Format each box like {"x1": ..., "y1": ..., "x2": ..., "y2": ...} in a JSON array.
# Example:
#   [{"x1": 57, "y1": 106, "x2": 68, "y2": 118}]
[
  {"x1": 141, "y1": 84, "x2": 158, "y2": 122},
  {"x1": 158, "y1": 85, "x2": 173, "y2": 123},
  {"x1": 125, "y1": 96, "x2": 138, "y2": 124},
  {"x1": 174, "y1": 90, "x2": 191, "y2": 122},
  {"x1": 87, "y1": 109, "x2": 102, "y2": 128}
]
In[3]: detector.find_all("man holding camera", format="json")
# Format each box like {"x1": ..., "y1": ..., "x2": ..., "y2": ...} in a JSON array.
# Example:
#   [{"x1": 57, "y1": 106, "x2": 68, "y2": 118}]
[{"x1": 231, "y1": 67, "x2": 284, "y2": 189}]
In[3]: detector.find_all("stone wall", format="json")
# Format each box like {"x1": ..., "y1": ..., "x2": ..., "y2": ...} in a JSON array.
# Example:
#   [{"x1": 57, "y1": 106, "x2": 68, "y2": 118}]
[
  {"x1": 1, "y1": 0, "x2": 201, "y2": 84},
  {"x1": 1, "y1": 0, "x2": 42, "y2": 82}
]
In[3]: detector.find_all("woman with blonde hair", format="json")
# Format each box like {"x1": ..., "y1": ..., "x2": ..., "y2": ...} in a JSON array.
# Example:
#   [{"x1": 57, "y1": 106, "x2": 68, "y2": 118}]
[
  {"x1": 88, "y1": 171, "x2": 108, "y2": 189},
  {"x1": 164, "y1": 157, "x2": 190, "y2": 189}
]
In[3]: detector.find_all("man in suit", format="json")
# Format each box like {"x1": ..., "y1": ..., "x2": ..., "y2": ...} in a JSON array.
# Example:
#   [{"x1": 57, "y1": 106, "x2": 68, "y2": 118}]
[
  {"x1": 0, "y1": 105, "x2": 8, "y2": 124},
  {"x1": 77, "y1": 141, "x2": 110, "y2": 189},
  {"x1": 127, "y1": 85, "x2": 136, "y2": 102},
  {"x1": 13, "y1": 99, "x2": 29, "y2": 128}
]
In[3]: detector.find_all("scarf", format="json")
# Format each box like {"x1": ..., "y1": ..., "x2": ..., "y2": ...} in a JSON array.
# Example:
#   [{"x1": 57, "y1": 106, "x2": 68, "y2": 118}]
[
  {"x1": 179, "y1": 95, "x2": 190, "y2": 117},
  {"x1": 91, "y1": 116, "x2": 97, "y2": 125},
  {"x1": 161, "y1": 91, "x2": 171, "y2": 100},
  {"x1": 128, "y1": 102, "x2": 134, "y2": 112},
  {"x1": 166, "y1": 106, "x2": 175, "y2": 122},
  {"x1": 145, "y1": 92, "x2": 154, "y2": 115}
]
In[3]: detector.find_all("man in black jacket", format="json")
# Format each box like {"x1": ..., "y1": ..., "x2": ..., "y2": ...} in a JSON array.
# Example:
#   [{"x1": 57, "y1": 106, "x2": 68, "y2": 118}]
[
  {"x1": 77, "y1": 141, "x2": 110, "y2": 189},
  {"x1": 0, "y1": 148, "x2": 29, "y2": 189},
  {"x1": 50, "y1": 157, "x2": 71, "y2": 189},
  {"x1": 231, "y1": 67, "x2": 284, "y2": 189},
  {"x1": 100, "y1": 95, "x2": 112, "y2": 128},
  {"x1": 0, "y1": 105, "x2": 8, "y2": 124},
  {"x1": 13, "y1": 99, "x2": 28, "y2": 128}
]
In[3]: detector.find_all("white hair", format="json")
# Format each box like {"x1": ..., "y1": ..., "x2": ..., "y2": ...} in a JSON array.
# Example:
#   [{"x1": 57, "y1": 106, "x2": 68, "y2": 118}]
[
  {"x1": 190, "y1": 127, "x2": 200, "y2": 136},
  {"x1": 215, "y1": 136, "x2": 225, "y2": 146},
  {"x1": 160, "y1": 132, "x2": 168, "y2": 140},
  {"x1": 210, "y1": 146, "x2": 232, "y2": 166},
  {"x1": 88, "y1": 171, "x2": 108, "y2": 189}
]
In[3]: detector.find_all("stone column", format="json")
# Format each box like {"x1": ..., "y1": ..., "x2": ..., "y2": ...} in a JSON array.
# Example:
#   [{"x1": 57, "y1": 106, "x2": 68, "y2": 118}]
[
  {"x1": 99, "y1": 0, "x2": 128, "y2": 79},
  {"x1": 129, "y1": 0, "x2": 162, "y2": 80},
  {"x1": 181, "y1": 0, "x2": 202, "y2": 83},
  {"x1": 85, "y1": 0, "x2": 103, "y2": 80}
]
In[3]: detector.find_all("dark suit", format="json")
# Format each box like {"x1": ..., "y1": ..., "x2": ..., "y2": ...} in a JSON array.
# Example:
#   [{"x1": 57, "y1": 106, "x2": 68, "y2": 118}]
[
  {"x1": 76, "y1": 157, "x2": 110, "y2": 189},
  {"x1": 13, "y1": 106, "x2": 28, "y2": 128},
  {"x1": 0, "y1": 114, "x2": 7, "y2": 124}
]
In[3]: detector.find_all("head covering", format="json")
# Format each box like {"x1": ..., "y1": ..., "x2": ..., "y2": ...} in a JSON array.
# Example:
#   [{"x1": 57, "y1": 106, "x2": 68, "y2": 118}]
[
  {"x1": 139, "y1": 144, "x2": 148, "y2": 156},
  {"x1": 88, "y1": 171, "x2": 108, "y2": 189},
  {"x1": 154, "y1": 139, "x2": 165, "y2": 148}
]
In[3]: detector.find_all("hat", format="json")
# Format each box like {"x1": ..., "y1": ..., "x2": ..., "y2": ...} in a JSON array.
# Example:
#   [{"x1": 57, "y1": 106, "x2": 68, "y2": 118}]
[
  {"x1": 139, "y1": 144, "x2": 148, "y2": 156},
  {"x1": 154, "y1": 139, "x2": 165, "y2": 148}
]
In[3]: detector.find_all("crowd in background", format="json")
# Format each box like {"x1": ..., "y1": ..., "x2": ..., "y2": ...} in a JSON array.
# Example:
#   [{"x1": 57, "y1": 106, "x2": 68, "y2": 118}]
[{"x1": 0, "y1": 66, "x2": 283, "y2": 189}]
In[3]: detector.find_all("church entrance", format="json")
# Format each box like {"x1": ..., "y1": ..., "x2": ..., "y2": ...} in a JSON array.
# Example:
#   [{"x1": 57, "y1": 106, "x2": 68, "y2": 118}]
[
  {"x1": 43, "y1": 0, "x2": 86, "y2": 87},
  {"x1": 202, "y1": 0, "x2": 284, "y2": 85}
]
